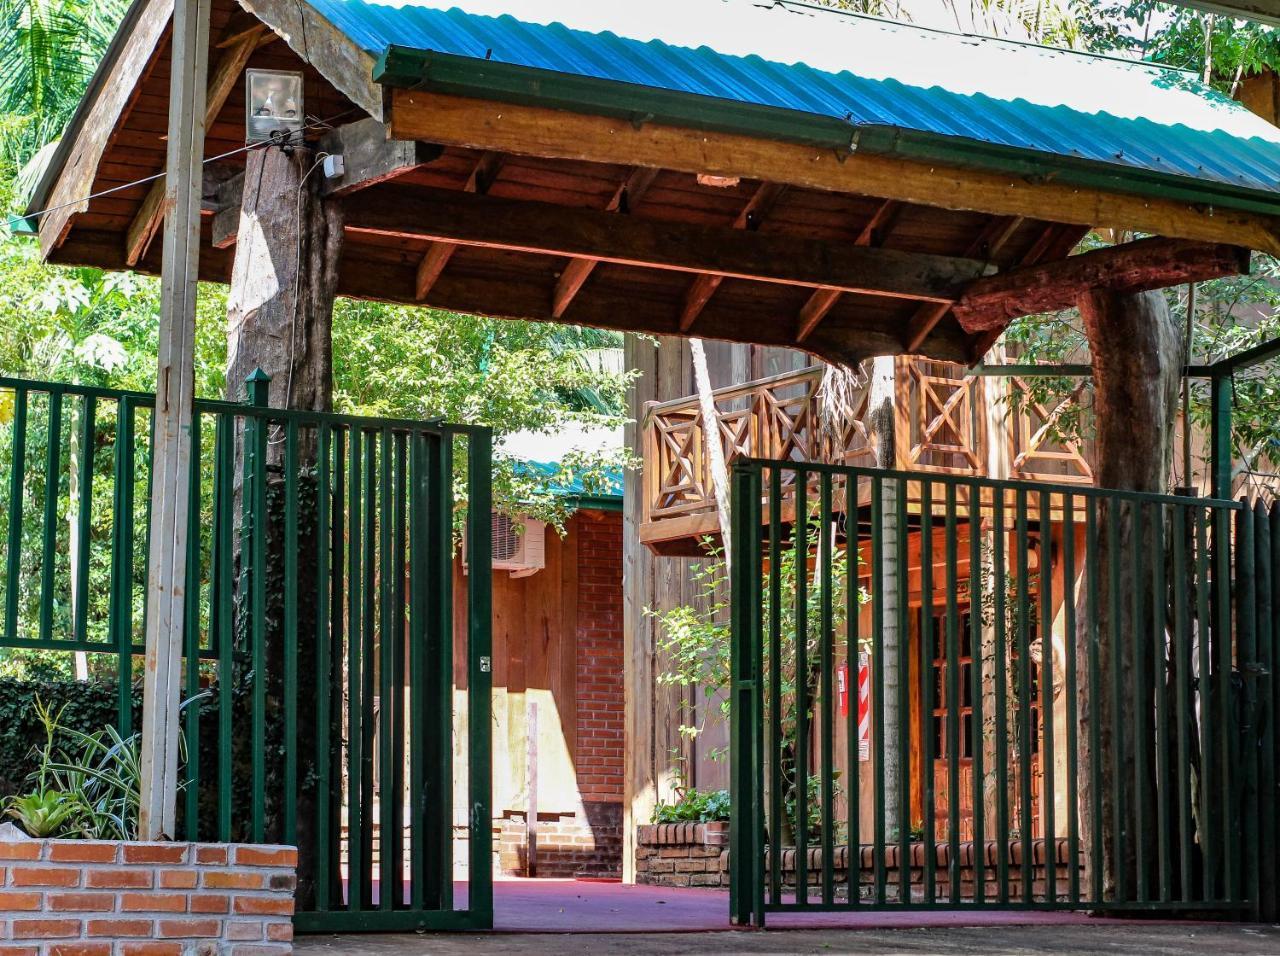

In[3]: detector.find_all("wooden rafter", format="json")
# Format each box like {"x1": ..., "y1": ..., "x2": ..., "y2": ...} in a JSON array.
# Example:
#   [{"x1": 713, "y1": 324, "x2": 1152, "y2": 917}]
[
  {"x1": 552, "y1": 166, "x2": 660, "y2": 318},
  {"x1": 678, "y1": 181, "x2": 787, "y2": 332},
  {"x1": 796, "y1": 198, "x2": 903, "y2": 342},
  {"x1": 124, "y1": 23, "x2": 269, "y2": 267},
  {"x1": 414, "y1": 150, "x2": 504, "y2": 301},
  {"x1": 347, "y1": 186, "x2": 992, "y2": 305},
  {"x1": 902, "y1": 215, "x2": 1023, "y2": 352}
]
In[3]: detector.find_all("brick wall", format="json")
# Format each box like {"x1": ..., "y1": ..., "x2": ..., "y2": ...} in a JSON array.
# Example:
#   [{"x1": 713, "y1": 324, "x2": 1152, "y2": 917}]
[
  {"x1": 495, "y1": 803, "x2": 623, "y2": 879},
  {"x1": 575, "y1": 510, "x2": 624, "y2": 804},
  {"x1": 634, "y1": 823, "x2": 730, "y2": 889},
  {"x1": 0, "y1": 840, "x2": 296, "y2": 955}
]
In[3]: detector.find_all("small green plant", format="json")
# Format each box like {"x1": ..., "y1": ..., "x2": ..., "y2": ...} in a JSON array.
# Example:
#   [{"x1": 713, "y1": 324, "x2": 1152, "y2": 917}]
[
  {"x1": 652, "y1": 787, "x2": 731, "y2": 824},
  {"x1": 4, "y1": 788, "x2": 82, "y2": 837}
]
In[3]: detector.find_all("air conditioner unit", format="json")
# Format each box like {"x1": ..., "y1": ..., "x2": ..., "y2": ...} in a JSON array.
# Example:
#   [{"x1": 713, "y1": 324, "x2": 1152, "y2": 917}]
[{"x1": 467, "y1": 513, "x2": 546, "y2": 578}]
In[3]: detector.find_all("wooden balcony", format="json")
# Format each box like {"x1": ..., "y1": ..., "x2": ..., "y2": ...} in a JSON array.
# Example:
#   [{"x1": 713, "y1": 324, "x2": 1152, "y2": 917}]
[{"x1": 640, "y1": 358, "x2": 1093, "y2": 554}]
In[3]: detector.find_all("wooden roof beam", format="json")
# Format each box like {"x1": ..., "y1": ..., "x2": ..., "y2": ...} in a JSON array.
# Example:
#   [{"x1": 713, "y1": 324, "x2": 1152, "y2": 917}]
[
  {"x1": 678, "y1": 181, "x2": 787, "y2": 332},
  {"x1": 388, "y1": 90, "x2": 1280, "y2": 259},
  {"x1": 124, "y1": 23, "x2": 268, "y2": 267},
  {"x1": 414, "y1": 150, "x2": 504, "y2": 300},
  {"x1": 346, "y1": 185, "x2": 993, "y2": 305},
  {"x1": 795, "y1": 198, "x2": 903, "y2": 342},
  {"x1": 552, "y1": 165, "x2": 660, "y2": 318},
  {"x1": 318, "y1": 118, "x2": 442, "y2": 196},
  {"x1": 953, "y1": 237, "x2": 1251, "y2": 332}
]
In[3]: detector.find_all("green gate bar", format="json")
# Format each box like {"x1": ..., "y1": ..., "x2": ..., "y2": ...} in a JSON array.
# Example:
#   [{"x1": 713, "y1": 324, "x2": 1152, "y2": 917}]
[
  {"x1": 729, "y1": 457, "x2": 1265, "y2": 924},
  {"x1": 0, "y1": 374, "x2": 494, "y2": 934}
]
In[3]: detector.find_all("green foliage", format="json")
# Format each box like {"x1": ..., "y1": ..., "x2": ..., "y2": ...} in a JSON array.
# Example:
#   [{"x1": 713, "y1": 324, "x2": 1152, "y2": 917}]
[
  {"x1": 0, "y1": 677, "x2": 137, "y2": 797},
  {"x1": 652, "y1": 787, "x2": 731, "y2": 824},
  {"x1": 2, "y1": 694, "x2": 143, "y2": 839}
]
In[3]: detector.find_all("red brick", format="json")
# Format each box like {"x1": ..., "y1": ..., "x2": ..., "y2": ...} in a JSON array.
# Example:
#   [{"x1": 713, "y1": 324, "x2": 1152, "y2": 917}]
[
  {"x1": 120, "y1": 945, "x2": 182, "y2": 956},
  {"x1": 266, "y1": 922, "x2": 293, "y2": 942},
  {"x1": 120, "y1": 892, "x2": 186, "y2": 913},
  {"x1": 0, "y1": 891, "x2": 42, "y2": 910},
  {"x1": 157, "y1": 870, "x2": 197, "y2": 889},
  {"x1": 49, "y1": 945, "x2": 111, "y2": 956},
  {"x1": 223, "y1": 921, "x2": 263, "y2": 941},
  {"x1": 47, "y1": 892, "x2": 116, "y2": 911},
  {"x1": 0, "y1": 947, "x2": 39, "y2": 956},
  {"x1": 122, "y1": 845, "x2": 187, "y2": 865},
  {"x1": 11, "y1": 918, "x2": 80, "y2": 938},
  {"x1": 232, "y1": 896, "x2": 292, "y2": 916},
  {"x1": 87, "y1": 869, "x2": 152, "y2": 889},
  {"x1": 193, "y1": 847, "x2": 228, "y2": 865},
  {"x1": 232, "y1": 847, "x2": 296, "y2": 868},
  {"x1": 10, "y1": 866, "x2": 80, "y2": 888},
  {"x1": 156, "y1": 918, "x2": 220, "y2": 938},
  {"x1": 48, "y1": 844, "x2": 117, "y2": 864},
  {"x1": 229, "y1": 947, "x2": 291, "y2": 956},
  {"x1": 202, "y1": 872, "x2": 263, "y2": 890},
  {"x1": 0, "y1": 845, "x2": 41, "y2": 861},
  {"x1": 188, "y1": 893, "x2": 230, "y2": 914},
  {"x1": 86, "y1": 918, "x2": 153, "y2": 936}
]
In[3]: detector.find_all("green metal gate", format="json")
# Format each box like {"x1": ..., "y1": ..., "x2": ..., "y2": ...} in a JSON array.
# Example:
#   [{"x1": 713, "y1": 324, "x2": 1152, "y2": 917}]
[
  {"x1": 728, "y1": 459, "x2": 1277, "y2": 924},
  {"x1": 0, "y1": 373, "x2": 493, "y2": 933}
]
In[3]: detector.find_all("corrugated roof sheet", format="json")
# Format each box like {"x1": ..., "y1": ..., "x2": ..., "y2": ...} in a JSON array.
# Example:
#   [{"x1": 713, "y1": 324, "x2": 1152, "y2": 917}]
[{"x1": 308, "y1": 0, "x2": 1280, "y2": 196}]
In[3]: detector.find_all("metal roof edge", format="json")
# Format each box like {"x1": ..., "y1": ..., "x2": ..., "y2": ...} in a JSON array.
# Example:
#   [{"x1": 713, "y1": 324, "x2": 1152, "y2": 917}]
[
  {"x1": 25, "y1": 0, "x2": 152, "y2": 219},
  {"x1": 376, "y1": 43, "x2": 1280, "y2": 221}
]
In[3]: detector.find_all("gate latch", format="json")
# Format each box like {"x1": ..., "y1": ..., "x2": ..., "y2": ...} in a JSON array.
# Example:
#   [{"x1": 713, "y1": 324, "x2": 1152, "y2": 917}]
[{"x1": 479, "y1": 656, "x2": 492, "y2": 673}]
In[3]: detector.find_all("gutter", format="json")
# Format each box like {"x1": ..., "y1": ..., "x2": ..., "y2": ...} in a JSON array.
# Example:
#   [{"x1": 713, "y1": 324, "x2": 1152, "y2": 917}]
[{"x1": 374, "y1": 44, "x2": 1280, "y2": 219}]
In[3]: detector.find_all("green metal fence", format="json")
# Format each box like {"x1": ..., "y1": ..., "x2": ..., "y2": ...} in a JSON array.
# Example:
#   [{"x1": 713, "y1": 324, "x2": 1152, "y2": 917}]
[
  {"x1": 729, "y1": 459, "x2": 1277, "y2": 925},
  {"x1": 0, "y1": 373, "x2": 493, "y2": 933}
]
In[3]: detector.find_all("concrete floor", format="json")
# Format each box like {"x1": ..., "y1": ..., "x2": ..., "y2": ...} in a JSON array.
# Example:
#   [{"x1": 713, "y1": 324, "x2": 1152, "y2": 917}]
[
  {"x1": 294, "y1": 880, "x2": 1280, "y2": 954},
  {"x1": 296, "y1": 924, "x2": 1280, "y2": 955}
]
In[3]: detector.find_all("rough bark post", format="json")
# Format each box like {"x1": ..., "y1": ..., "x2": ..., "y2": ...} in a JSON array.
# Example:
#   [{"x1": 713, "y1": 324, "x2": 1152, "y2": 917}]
[
  {"x1": 690, "y1": 339, "x2": 731, "y2": 567},
  {"x1": 867, "y1": 356, "x2": 902, "y2": 845},
  {"x1": 1076, "y1": 289, "x2": 1180, "y2": 903},
  {"x1": 225, "y1": 142, "x2": 343, "y2": 906}
]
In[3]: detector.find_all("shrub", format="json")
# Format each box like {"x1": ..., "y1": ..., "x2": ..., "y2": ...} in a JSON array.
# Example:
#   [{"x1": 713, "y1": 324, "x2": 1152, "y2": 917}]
[{"x1": 652, "y1": 787, "x2": 731, "y2": 824}]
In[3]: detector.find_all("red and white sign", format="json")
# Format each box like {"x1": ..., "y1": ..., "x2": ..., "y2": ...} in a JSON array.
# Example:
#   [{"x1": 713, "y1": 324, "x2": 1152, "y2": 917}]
[
  {"x1": 857, "y1": 651, "x2": 870, "y2": 762},
  {"x1": 838, "y1": 653, "x2": 873, "y2": 762}
]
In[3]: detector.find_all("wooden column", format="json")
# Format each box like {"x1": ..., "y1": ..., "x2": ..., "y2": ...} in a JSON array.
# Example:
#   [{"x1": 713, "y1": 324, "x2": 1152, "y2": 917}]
[{"x1": 139, "y1": 0, "x2": 211, "y2": 840}]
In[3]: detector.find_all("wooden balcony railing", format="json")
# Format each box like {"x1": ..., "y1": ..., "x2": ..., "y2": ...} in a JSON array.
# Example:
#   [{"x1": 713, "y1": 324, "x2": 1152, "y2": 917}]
[{"x1": 640, "y1": 359, "x2": 1093, "y2": 551}]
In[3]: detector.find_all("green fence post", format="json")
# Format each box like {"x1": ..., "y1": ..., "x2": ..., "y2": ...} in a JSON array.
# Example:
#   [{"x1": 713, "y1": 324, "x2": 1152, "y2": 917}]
[
  {"x1": 729, "y1": 461, "x2": 761, "y2": 926},
  {"x1": 466, "y1": 427, "x2": 494, "y2": 928},
  {"x1": 1210, "y1": 375, "x2": 1232, "y2": 502},
  {"x1": 244, "y1": 369, "x2": 269, "y2": 846}
]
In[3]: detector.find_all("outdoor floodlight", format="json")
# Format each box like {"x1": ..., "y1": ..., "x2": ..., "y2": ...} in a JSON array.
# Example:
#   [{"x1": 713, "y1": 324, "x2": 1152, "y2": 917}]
[{"x1": 245, "y1": 69, "x2": 304, "y2": 144}]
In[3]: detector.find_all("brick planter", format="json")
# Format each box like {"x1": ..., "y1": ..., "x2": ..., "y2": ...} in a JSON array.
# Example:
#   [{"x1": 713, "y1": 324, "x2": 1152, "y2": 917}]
[
  {"x1": 0, "y1": 839, "x2": 297, "y2": 955},
  {"x1": 634, "y1": 823, "x2": 729, "y2": 888}
]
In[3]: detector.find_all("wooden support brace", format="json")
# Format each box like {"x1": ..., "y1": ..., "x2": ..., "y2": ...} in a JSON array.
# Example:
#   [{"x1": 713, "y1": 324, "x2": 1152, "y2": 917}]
[
  {"x1": 795, "y1": 198, "x2": 902, "y2": 342},
  {"x1": 124, "y1": 23, "x2": 265, "y2": 266},
  {"x1": 414, "y1": 150, "x2": 504, "y2": 300},
  {"x1": 553, "y1": 165, "x2": 660, "y2": 319},
  {"x1": 678, "y1": 181, "x2": 787, "y2": 332}
]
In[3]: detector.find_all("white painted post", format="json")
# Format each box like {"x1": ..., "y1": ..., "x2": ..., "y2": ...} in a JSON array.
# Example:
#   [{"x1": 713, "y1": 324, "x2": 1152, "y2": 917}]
[{"x1": 139, "y1": 0, "x2": 211, "y2": 840}]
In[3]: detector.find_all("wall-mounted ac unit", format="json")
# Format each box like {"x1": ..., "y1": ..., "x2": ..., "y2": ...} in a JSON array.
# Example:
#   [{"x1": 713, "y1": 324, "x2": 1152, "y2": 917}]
[{"x1": 467, "y1": 513, "x2": 546, "y2": 578}]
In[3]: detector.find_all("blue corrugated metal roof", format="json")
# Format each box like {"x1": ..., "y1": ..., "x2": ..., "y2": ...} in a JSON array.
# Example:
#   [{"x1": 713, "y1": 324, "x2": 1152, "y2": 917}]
[
  {"x1": 514, "y1": 459, "x2": 623, "y2": 501},
  {"x1": 308, "y1": 0, "x2": 1280, "y2": 197}
]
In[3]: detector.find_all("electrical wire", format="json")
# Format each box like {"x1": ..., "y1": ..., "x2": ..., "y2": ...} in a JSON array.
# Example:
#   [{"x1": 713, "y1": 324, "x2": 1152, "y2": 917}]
[{"x1": 5, "y1": 107, "x2": 360, "y2": 233}]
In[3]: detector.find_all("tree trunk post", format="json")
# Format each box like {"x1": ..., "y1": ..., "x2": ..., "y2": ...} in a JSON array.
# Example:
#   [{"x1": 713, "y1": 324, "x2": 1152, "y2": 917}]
[
  {"x1": 224, "y1": 141, "x2": 343, "y2": 904},
  {"x1": 138, "y1": 0, "x2": 211, "y2": 842},
  {"x1": 1076, "y1": 288, "x2": 1181, "y2": 903},
  {"x1": 867, "y1": 356, "x2": 903, "y2": 847}
]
